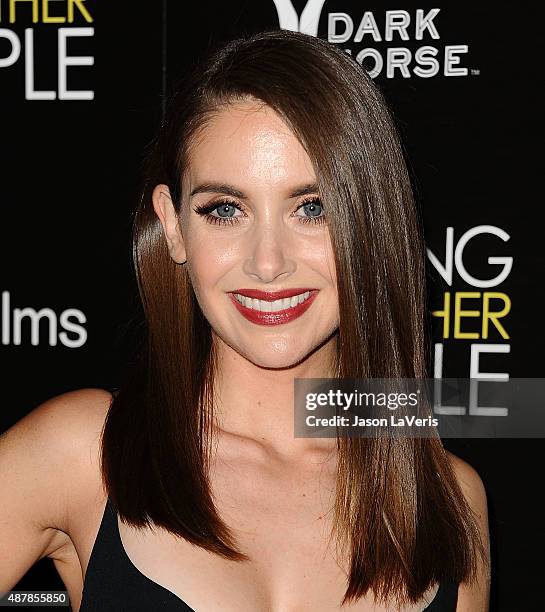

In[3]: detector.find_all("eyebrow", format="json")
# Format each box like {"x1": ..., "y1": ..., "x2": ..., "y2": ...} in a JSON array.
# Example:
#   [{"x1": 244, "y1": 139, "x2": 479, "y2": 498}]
[{"x1": 189, "y1": 181, "x2": 319, "y2": 199}]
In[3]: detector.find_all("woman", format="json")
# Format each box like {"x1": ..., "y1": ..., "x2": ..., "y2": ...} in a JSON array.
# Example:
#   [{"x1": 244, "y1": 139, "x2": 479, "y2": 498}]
[{"x1": 0, "y1": 29, "x2": 490, "y2": 611}]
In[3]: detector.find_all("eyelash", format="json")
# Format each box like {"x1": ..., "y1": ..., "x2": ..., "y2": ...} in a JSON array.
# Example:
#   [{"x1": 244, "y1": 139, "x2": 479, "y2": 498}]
[{"x1": 192, "y1": 197, "x2": 326, "y2": 226}]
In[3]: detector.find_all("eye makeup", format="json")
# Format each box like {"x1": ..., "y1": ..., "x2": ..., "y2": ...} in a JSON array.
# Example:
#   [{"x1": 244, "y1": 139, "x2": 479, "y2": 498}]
[{"x1": 192, "y1": 197, "x2": 327, "y2": 227}]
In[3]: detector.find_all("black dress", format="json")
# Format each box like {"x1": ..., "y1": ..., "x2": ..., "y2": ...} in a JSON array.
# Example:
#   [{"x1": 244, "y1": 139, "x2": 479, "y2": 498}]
[{"x1": 80, "y1": 497, "x2": 458, "y2": 610}]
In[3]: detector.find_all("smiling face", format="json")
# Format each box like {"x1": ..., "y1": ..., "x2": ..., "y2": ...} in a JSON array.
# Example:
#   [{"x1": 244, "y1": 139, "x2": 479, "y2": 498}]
[{"x1": 152, "y1": 98, "x2": 339, "y2": 370}]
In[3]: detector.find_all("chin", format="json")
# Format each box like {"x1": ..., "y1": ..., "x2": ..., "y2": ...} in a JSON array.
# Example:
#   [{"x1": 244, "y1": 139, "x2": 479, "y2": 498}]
[
  {"x1": 242, "y1": 343, "x2": 317, "y2": 370},
  {"x1": 214, "y1": 327, "x2": 336, "y2": 369},
  {"x1": 248, "y1": 354, "x2": 309, "y2": 371}
]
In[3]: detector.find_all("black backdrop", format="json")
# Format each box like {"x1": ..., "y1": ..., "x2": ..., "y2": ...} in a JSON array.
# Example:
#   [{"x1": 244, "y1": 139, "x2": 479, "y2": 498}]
[{"x1": 1, "y1": 2, "x2": 543, "y2": 610}]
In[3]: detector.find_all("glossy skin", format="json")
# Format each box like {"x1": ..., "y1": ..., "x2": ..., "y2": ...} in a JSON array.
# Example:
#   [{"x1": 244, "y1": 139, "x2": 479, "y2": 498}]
[
  {"x1": 154, "y1": 98, "x2": 340, "y2": 448},
  {"x1": 0, "y1": 100, "x2": 490, "y2": 610}
]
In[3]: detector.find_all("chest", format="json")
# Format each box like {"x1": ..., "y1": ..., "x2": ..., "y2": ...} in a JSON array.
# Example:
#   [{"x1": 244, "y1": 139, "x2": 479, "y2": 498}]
[{"x1": 104, "y1": 457, "x2": 437, "y2": 611}]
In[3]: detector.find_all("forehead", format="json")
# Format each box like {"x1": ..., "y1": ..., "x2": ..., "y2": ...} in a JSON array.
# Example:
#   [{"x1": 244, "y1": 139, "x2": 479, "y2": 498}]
[{"x1": 185, "y1": 100, "x2": 316, "y2": 189}]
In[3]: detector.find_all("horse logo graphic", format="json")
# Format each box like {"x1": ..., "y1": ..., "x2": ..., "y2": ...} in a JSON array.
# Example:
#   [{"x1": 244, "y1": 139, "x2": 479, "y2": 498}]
[{"x1": 271, "y1": 0, "x2": 327, "y2": 36}]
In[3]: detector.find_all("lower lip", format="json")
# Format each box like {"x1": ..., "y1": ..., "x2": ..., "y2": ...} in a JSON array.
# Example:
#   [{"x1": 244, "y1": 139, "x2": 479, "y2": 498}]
[{"x1": 228, "y1": 291, "x2": 319, "y2": 326}]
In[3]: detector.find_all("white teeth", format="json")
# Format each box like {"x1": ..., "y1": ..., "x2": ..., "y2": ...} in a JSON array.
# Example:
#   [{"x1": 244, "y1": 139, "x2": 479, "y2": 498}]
[{"x1": 234, "y1": 291, "x2": 311, "y2": 312}]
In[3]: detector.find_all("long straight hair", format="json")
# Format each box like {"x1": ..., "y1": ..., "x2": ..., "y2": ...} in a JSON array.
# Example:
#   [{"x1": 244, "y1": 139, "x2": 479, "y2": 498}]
[{"x1": 101, "y1": 29, "x2": 487, "y2": 606}]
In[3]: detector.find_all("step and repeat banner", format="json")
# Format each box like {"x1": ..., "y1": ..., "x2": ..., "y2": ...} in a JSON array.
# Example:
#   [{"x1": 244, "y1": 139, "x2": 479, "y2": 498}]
[{"x1": 1, "y1": 2, "x2": 543, "y2": 609}]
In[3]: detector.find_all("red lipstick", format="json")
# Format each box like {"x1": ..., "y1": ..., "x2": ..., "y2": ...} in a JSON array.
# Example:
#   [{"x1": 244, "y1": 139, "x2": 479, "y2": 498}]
[
  {"x1": 228, "y1": 289, "x2": 319, "y2": 326},
  {"x1": 231, "y1": 288, "x2": 316, "y2": 301}
]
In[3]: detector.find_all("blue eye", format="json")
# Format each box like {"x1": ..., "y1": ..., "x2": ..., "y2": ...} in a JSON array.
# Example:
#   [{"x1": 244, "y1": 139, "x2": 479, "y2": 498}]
[
  {"x1": 193, "y1": 199, "x2": 243, "y2": 226},
  {"x1": 295, "y1": 198, "x2": 326, "y2": 224},
  {"x1": 193, "y1": 197, "x2": 326, "y2": 226},
  {"x1": 215, "y1": 202, "x2": 237, "y2": 217}
]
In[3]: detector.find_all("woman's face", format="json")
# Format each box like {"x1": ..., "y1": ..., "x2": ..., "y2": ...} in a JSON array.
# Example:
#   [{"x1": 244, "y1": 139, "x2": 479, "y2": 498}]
[{"x1": 153, "y1": 98, "x2": 339, "y2": 369}]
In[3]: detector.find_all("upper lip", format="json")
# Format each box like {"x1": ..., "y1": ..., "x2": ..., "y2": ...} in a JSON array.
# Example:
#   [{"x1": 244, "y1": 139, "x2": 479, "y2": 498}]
[{"x1": 230, "y1": 288, "x2": 317, "y2": 301}]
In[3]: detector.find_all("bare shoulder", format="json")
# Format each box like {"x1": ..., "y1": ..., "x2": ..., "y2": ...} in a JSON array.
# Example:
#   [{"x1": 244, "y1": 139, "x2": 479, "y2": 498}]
[
  {"x1": 0, "y1": 387, "x2": 113, "y2": 527},
  {"x1": 0, "y1": 388, "x2": 112, "y2": 590},
  {"x1": 444, "y1": 449, "x2": 491, "y2": 611},
  {"x1": 445, "y1": 450, "x2": 488, "y2": 511}
]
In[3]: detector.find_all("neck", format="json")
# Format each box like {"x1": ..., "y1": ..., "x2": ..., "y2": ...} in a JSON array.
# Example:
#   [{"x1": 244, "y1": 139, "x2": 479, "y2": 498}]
[{"x1": 211, "y1": 333, "x2": 338, "y2": 462}]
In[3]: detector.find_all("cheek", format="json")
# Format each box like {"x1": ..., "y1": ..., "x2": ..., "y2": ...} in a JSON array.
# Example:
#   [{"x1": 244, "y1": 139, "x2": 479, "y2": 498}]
[
  {"x1": 322, "y1": 235, "x2": 338, "y2": 286},
  {"x1": 187, "y1": 257, "x2": 217, "y2": 302},
  {"x1": 186, "y1": 236, "x2": 236, "y2": 299},
  {"x1": 304, "y1": 234, "x2": 337, "y2": 284}
]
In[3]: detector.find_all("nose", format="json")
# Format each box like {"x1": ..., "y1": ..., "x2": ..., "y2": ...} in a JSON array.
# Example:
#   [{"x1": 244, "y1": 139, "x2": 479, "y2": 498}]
[{"x1": 242, "y1": 220, "x2": 296, "y2": 284}]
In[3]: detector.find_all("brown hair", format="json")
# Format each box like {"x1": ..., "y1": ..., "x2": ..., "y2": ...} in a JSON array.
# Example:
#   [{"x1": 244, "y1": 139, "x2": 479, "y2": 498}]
[{"x1": 101, "y1": 28, "x2": 487, "y2": 606}]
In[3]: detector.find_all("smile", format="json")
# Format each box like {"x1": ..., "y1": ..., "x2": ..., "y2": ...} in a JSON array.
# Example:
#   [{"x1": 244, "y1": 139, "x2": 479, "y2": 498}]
[
  {"x1": 228, "y1": 289, "x2": 319, "y2": 326},
  {"x1": 234, "y1": 290, "x2": 312, "y2": 312}
]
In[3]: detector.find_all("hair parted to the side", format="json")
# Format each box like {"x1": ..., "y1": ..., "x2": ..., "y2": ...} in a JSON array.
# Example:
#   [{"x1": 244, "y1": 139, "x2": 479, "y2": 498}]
[{"x1": 100, "y1": 28, "x2": 488, "y2": 607}]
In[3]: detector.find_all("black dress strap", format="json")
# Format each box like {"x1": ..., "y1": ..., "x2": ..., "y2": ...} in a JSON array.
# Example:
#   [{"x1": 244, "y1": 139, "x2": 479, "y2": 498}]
[
  {"x1": 424, "y1": 579, "x2": 459, "y2": 610},
  {"x1": 80, "y1": 497, "x2": 194, "y2": 610}
]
